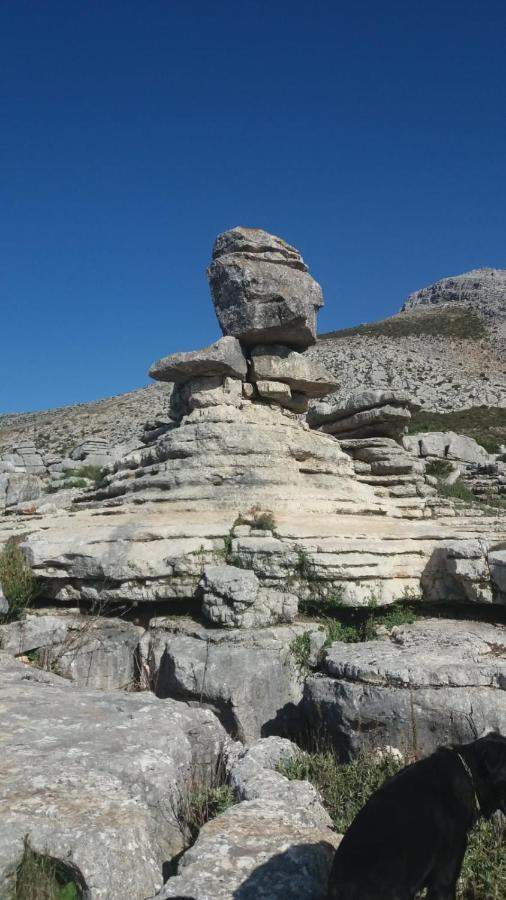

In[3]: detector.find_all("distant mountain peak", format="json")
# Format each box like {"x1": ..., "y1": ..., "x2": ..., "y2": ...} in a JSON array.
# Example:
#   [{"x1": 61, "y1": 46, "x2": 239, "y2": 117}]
[{"x1": 402, "y1": 267, "x2": 506, "y2": 315}]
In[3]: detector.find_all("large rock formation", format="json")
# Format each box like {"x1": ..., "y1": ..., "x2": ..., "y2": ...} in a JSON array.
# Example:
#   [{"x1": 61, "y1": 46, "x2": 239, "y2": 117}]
[
  {"x1": 402, "y1": 267, "x2": 506, "y2": 317},
  {"x1": 208, "y1": 227, "x2": 323, "y2": 347}
]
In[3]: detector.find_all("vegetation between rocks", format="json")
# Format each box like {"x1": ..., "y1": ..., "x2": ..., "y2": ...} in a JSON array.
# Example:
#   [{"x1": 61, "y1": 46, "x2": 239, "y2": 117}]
[
  {"x1": 176, "y1": 757, "x2": 236, "y2": 848},
  {"x1": 279, "y1": 750, "x2": 506, "y2": 899},
  {"x1": 0, "y1": 539, "x2": 36, "y2": 622},
  {"x1": 14, "y1": 836, "x2": 82, "y2": 900}
]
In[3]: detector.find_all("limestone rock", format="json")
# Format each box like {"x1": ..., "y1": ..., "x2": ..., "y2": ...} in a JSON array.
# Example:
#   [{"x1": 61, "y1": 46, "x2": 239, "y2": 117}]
[
  {"x1": 152, "y1": 737, "x2": 338, "y2": 900},
  {"x1": 0, "y1": 472, "x2": 42, "y2": 513},
  {"x1": 0, "y1": 653, "x2": 226, "y2": 900},
  {"x1": 149, "y1": 335, "x2": 247, "y2": 383},
  {"x1": 208, "y1": 227, "x2": 323, "y2": 348},
  {"x1": 187, "y1": 375, "x2": 243, "y2": 410},
  {"x1": 308, "y1": 390, "x2": 418, "y2": 441},
  {"x1": 200, "y1": 564, "x2": 298, "y2": 628},
  {"x1": 250, "y1": 345, "x2": 337, "y2": 398},
  {"x1": 402, "y1": 267, "x2": 506, "y2": 314},
  {"x1": 256, "y1": 379, "x2": 292, "y2": 403},
  {"x1": 303, "y1": 619, "x2": 506, "y2": 757},
  {"x1": 403, "y1": 431, "x2": 491, "y2": 465},
  {"x1": 0, "y1": 585, "x2": 8, "y2": 617},
  {"x1": 488, "y1": 550, "x2": 506, "y2": 593},
  {"x1": 139, "y1": 618, "x2": 322, "y2": 741}
]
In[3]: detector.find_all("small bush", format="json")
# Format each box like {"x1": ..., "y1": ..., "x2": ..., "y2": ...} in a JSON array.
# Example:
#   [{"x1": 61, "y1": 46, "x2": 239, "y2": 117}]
[
  {"x1": 289, "y1": 631, "x2": 312, "y2": 672},
  {"x1": 70, "y1": 465, "x2": 104, "y2": 483},
  {"x1": 0, "y1": 540, "x2": 36, "y2": 622},
  {"x1": 234, "y1": 506, "x2": 277, "y2": 532},
  {"x1": 425, "y1": 458, "x2": 454, "y2": 478},
  {"x1": 14, "y1": 837, "x2": 82, "y2": 899},
  {"x1": 300, "y1": 604, "x2": 416, "y2": 647},
  {"x1": 179, "y1": 783, "x2": 235, "y2": 847},
  {"x1": 437, "y1": 479, "x2": 477, "y2": 504}
]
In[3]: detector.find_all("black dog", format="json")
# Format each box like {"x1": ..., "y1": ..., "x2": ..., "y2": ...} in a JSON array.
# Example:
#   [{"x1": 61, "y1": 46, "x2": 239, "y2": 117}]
[{"x1": 327, "y1": 732, "x2": 506, "y2": 900}]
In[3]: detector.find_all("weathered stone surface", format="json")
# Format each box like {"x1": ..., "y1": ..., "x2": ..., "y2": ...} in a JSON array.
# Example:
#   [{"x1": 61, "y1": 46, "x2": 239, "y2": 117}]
[
  {"x1": 0, "y1": 653, "x2": 226, "y2": 900},
  {"x1": 402, "y1": 267, "x2": 506, "y2": 313},
  {"x1": 403, "y1": 431, "x2": 491, "y2": 465},
  {"x1": 421, "y1": 540, "x2": 503, "y2": 604},
  {"x1": 187, "y1": 374, "x2": 243, "y2": 410},
  {"x1": 200, "y1": 564, "x2": 298, "y2": 628},
  {"x1": 308, "y1": 390, "x2": 419, "y2": 428},
  {"x1": 303, "y1": 619, "x2": 506, "y2": 757},
  {"x1": 319, "y1": 405, "x2": 411, "y2": 441},
  {"x1": 0, "y1": 472, "x2": 41, "y2": 512},
  {"x1": 489, "y1": 549, "x2": 506, "y2": 593},
  {"x1": 153, "y1": 737, "x2": 338, "y2": 900},
  {"x1": 256, "y1": 379, "x2": 292, "y2": 402},
  {"x1": 139, "y1": 618, "x2": 322, "y2": 741},
  {"x1": 250, "y1": 345, "x2": 337, "y2": 398},
  {"x1": 0, "y1": 584, "x2": 8, "y2": 616},
  {"x1": 208, "y1": 227, "x2": 323, "y2": 348},
  {"x1": 149, "y1": 335, "x2": 247, "y2": 383}
]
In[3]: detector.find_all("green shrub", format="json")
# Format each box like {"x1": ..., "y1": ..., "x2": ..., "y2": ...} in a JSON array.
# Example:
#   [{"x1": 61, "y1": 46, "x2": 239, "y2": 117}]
[
  {"x1": 300, "y1": 604, "x2": 416, "y2": 647},
  {"x1": 319, "y1": 306, "x2": 487, "y2": 342},
  {"x1": 437, "y1": 479, "x2": 477, "y2": 504},
  {"x1": 70, "y1": 465, "x2": 104, "y2": 483},
  {"x1": 289, "y1": 631, "x2": 312, "y2": 672},
  {"x1": 14, "y1": 837, "x2": 81, "y2": 899},
  {"x1": 425, "y1": 458, "x2": 454, "y2": 478},
  {"x1": 0, "y1": 540, "x2": 36, "y2": 622},
  {"x1": 280, "y1": 750, "x2": 506, "y2": 898},
  {"x1": 179, "y1": 783, "x2": 235, "y2": 847}
]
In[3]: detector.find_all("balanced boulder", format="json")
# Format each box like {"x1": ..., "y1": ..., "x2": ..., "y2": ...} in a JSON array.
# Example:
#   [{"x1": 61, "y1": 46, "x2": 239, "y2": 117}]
[{"x1": 208, "y1": 227, "x2": 323, "y2": 348}]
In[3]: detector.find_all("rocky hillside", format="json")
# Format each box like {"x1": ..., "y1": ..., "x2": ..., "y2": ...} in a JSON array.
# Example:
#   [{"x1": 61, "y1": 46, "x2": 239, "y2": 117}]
[{"x1": 309, "y1": 267, "x2": 506, "y2": 414}]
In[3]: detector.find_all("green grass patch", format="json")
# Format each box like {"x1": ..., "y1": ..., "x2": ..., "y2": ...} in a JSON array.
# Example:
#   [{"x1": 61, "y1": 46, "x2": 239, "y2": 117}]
[
  {"x1": 279, "y1": 750, "x2": 506, "y2": 899},
  {"x1": 14, "y1": 836, "x2": 82, "y2": 899},
  {"x1": 425, "y1": 458, "x2": 454, "y2": 478},
  {"x1": 179, "y1": 783, "x2": 235, "y2": 847},
  {"x1": 0, "y1": 539, "x2": 36, "y2": 622},
  {"x1": 319, "y1": 305, "x2": 487, "y2": 342},
  {"x1": 409, "y1": 407, "x2": 506, "y2": 455}
]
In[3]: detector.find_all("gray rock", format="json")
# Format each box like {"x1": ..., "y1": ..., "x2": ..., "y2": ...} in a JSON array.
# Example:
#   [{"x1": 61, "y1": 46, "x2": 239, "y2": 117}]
[
  {"x1": 403, "y1": 431, "x2": 491, "y2": 465},
  {"x1": 308, "y1": 390, "x2": 419, "y2": 428},
  {"x1": 0, "y1": 472, "x2": 42, "y2": 512},
  {"x1": 421, "y1": 540, "x2": 496, "y2": 604},
  {"x1": 0, "y1": 653, "x2": 226, "y2": 900},
  {"x1": 150, "y1": 336, "x2": 247, "y2": 383},
  {"x1": 187, "y1": 374, "x2": 243, "y2": 410},
  {"x1": 0, "y1": 585, "x2": 8, "y2": 617},
  {"x1": 250, "y1": 345, "x2": 337, "y2": 398},
  {"x1": 319, "y1": 404, "x2": 412, "y2": 441},
  {"x1": 402, "y1": 267, "x2": 506, "y2": 313},
  {"x1": 152, "y1": 737, "x2": 338, "y2": 900},
  {"x1": 303, "y1": 619, "x2": 506, "y2": 757},
  {"x1": 200, "y1": 564, "x2": 298, "y2": 628},
  {"x1": 208, "y1": 227, "x2": 323, "y2": 348},
  {"x1": 489, "y1": 550, "x2": 506, "y2": 593},
  {"x1": 255, "y1": 379, "x2": 293, "y2": 403},
  {"x1": 139, "y1": 618, "x2": 321, "y2": 741}
]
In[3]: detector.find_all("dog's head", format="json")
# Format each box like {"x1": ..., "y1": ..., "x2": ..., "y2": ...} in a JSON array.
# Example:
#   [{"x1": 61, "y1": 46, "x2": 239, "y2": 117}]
[{"x1": 463, "y1": 732, "x2": 506, "y2": 817}]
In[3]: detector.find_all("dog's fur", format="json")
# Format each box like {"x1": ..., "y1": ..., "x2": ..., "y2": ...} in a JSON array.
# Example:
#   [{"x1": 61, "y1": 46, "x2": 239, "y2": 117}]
[{"x1": 327, "y1": 732, "x2": 506, "y2": 900}]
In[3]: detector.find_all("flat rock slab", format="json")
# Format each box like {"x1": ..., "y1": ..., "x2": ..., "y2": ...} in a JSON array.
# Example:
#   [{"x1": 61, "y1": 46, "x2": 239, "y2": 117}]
[
  {"x1": 0, "y1": 653, "x2": 225, "y2": 900},
  {"x1": 149, "y1": 336, "x2": 247, "y2": 384},
  {"x1": 304, "y1": 619, "x2": 506, "y2": 757},
  {"x1": 250, "y1": 345, "x2": 337, "y2": 398}
]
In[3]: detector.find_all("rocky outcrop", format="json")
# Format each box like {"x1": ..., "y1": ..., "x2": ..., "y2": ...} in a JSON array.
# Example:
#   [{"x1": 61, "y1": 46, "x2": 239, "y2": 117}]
[
  {"x1": 308, "y1": 390, "x2": 419, "y2": 441},
  {"x1": 402, "y1": 267, "x2": 506, "y2": 316},
  {"x1": 0, "y1": 612, "x2": 143, "y2": 689},
  {"x1": 153, "y1": 737, "x2": 339, "y2": 900},
  {"x1": 208, "y1": 227, "x2": 323, "y2": 348},
  {"x1": 250, "y1": 345, "x2": 337, "y2": 399},
  {"x1": 139, "y1": 617, "x2": 323, "y2": 741},
  {"x1": 149, "y1": 336, "x2": 248, "y2": 383},
  {"x1": 303, "y1": 619, "x2": 506, "y2": 758},
  {"x1": 200, "y1": 564, "x2": 298, "y2": 628},
  {"x1": 0, "y1": 471, "x2": 42, "y2": 513},
  {"x1": 404, "y1": 431, "x2": 491, "y2": 465},
  {"x1": 0, "y1": 652, "x2": 226, "y2": 900}
]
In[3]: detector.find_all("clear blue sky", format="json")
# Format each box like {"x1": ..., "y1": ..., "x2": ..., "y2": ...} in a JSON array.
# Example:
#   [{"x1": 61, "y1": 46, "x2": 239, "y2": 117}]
[{"x1": 1, "y1": 0, "x2": 505, "y2": 413}]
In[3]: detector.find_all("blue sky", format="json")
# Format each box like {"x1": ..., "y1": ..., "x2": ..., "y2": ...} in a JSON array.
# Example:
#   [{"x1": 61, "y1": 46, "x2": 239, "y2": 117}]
[{"x1": 1, "y1": 0, "x2": 505, "y2": 413}]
